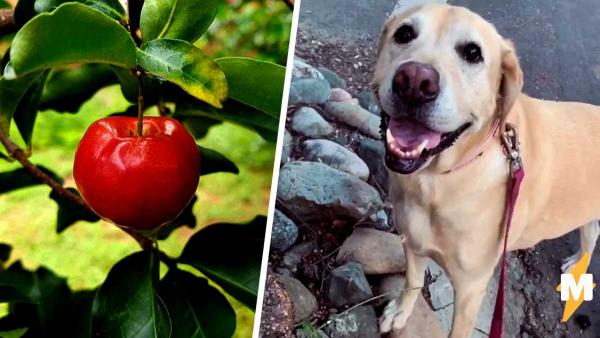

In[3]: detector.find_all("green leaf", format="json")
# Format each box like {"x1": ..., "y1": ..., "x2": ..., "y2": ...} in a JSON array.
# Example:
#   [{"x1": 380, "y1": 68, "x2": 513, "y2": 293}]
[
  {"x1": 0, "y1": 0, "x2": 9, "y2": 9},
  {"x1": 1, "y1": 264, "x2": 72, "y2": 335},
  {"x1": 66, "y1": 290, "x2": 96, "y2": 338},
  {"x1": 13, "y1": 71, "x2": 47, "y2": 148},
  {"x1": 0, "y1": 243, "x2": 11, "y2": 263},
  {"x1": 137, "y1": 38, "x2": 227, "y2": 108},
  {"x1": 0, "y1": 263, "x2": 34, "y2": 304},
  {"x1": 0, "y1": 72, "x2": 44, "y2": 137},
  {"x1": 216, "y1": 57, "x2": 286, "y2": 118},
  {"x1": 41, "y1": 64, "x2": 118, "y2": 113},
  {"x1": 83, "y1": 0, "x2": 127, "y2": 22},
  {"x1": 49, "y1": 187, "x2": 100, "y2": 234},
  {"x1": 179, "y1": 216, "x2": 267, "y2": 309},
  {"x1": 13, "y1": 0, "x2": 68, "y2": 27},
  {"x1": 160, "y1": 269, "x2": 236, "y2": 338},
  {"x1": 10, "y1": 3, "x2": 137, "y2": 78},
  {"x1": 92, "y1": 251, "x2": 172, "y2": 338},
  {"x1": 140, "y1": 0, "x2": 219, "y2": 43},
  {"x1": 198, "y1": 145, "x2": 238, "y2": 175},
  {"x1": 182, "y1": 116, "x2": 221, "y2": 139},
  {"x1": 176, "y1": 98, "x2": 278, "y2": 142},
  {"x1": 156, "y1": 195, "x2": 197, "y2": 240},
  {"x1": 0, "y1": 327, "x2": 28, "y2": 338},
  {"x1": 0, "y1": 166, "x2": 63, "y2": 194}
]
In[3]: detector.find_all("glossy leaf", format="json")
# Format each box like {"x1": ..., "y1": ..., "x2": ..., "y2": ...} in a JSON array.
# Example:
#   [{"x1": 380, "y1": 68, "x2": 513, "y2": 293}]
[
  {"x1": 198, "y1": 145, "x2": 238, "y2": 175},
  {"x1": 141, "y1": 0, "x2": 219, "y2": 43},
  {"x1": 137, "y1": 38, "x2": 227, "y2": 108},
  {"x1": 10, "y1": 3, "x2": 137, "y2": 77},
  {"x1": 216, "y1": 57, "x2": 286, "y2": 118},
  {"x1": 176, "y1": 98, "x2": 278, "y2": 142},
  {"x1": 0, "y1": 72, "x2": 44, "y2": 136},
  {"x1": 179, "y1": 216, "x2": 267, "y2": 309},
  {"x1": 50, "y1": 187, "x2": 100, "y2": 234},
  {"x1": 0, "y1": 166, "x2": 63, "y2": 194},
  {"x1": 41, "y1": 64, "x2": 118, "y2": 112},
  {"x1": 84, "y1": 0, "x2": 127, "y2": 22},
  {"x1": 160, "y1": 269, "x2": 236, "y2": 338},
  {"x1": 92, "y1": 251, "x2": 172, "y2": 338},
  {"x1": 156, "y1": 195, "x2": 197, "y2": 240},
  {"x1": 15, "y1": 0, "x2": 127, "y2": 26},
  {"x1": 13, "y1": 71, "x2": 47, "y2": 148}
]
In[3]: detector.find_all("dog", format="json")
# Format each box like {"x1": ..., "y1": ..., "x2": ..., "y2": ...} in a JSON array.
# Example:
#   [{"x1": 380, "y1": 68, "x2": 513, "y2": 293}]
[{"x1": 372, "y1": 4, "x2": 600, "y2": 338}]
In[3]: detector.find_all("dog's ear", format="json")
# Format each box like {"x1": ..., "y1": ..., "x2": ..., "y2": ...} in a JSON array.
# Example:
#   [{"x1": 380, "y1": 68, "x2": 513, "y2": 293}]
[{"x1": 498, "y1": 39, "x2": 523, "y2": 118}]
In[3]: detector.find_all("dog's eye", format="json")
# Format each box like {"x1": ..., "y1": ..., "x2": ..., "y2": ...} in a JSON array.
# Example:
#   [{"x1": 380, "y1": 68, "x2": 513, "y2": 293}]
[
  {"x1": 458, "y1": 42, "x2": 484, "y2": 64},
  {"x1": 394, "y1": 25, "x2": 417, "y2": 44}
]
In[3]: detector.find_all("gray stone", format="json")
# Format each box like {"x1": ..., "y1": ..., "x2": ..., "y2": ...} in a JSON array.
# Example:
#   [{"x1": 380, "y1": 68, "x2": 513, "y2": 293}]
[
  {"x1": 271, "y1": 210, "x2": 299, "y2": 252},
  {"x1": 324, "y1": 101, "x2": 381, "y2": 139},
  {"x1": 277, "y1": 162, "x2": 383, "y2": 222},
  {"x1": 318, "y1": 67, "x2": 346, "y2": 89},
  {"x1": 356, "y1": 138, "x2": 388, "y2": 192},
  {"x1": 293, "y1": 58, "x2": 324, "y2": 80},
  {"x1": 327, "y1": 262, "x2": 373, "y2": 307},
  {"x1": 301, "y1": 139, "x2": 369, "y2": 181},
  {"x1": 328, "y1": 88, "x2": 353, "y2": 102},
  {"x1": 324, "y1": 306, "x2": 378, "y2": 338},
  {"x1": 280, "y1": 241, "x2": 319, "y2": 274},
  {"x1": 281, "y1": 129, "x2": 293, "y2": 165},
  {"x1": 291, "y1": 107, "x2": 335, "y2": 138},
  {"x1": 356, "y1": 90, "x2": 381, "y2": 116},
  {"x1": 374, "y1": 209, "x2": 390, "y2": 230},
  {"x1": 296, "y1": 328, "x2": 329, "y2": 338},
  {"x1": 336, "y1": 228, "x2": 405, "y2": 274},
  {"x1": 280, "y1": 275, "x2": 318, "y2": 323},
  {"x1": 289, "y1": 79, "x2": 331, "y2": 105}
]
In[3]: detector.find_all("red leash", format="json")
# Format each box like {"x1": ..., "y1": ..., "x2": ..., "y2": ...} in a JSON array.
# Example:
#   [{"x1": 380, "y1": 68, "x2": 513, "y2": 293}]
[{"x1": 489, "y1": 124, "x2": 525, "y2": 338}]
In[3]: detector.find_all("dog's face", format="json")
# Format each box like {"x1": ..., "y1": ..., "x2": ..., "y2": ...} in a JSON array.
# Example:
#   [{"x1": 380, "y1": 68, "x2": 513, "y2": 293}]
[{"x1": 372, "y1": 4, "x2": 523, "y2": 174}]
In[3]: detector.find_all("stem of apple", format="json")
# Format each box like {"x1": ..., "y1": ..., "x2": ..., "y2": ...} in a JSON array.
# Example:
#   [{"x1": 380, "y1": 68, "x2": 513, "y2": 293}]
[{"x1": 136, "y1": 68, "x2": 145, "y2": 136}]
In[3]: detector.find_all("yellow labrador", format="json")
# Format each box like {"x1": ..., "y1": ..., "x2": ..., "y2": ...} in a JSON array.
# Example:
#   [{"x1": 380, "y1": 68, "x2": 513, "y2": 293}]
[{"x1": 372, "y1": 4, "x2": 600, "y2": 338}]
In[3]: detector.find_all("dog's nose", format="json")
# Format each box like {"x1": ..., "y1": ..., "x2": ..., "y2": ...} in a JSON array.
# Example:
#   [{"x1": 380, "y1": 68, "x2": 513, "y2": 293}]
[{"x1": 392, "y1": 62, "x2": 440, "y2": 104}]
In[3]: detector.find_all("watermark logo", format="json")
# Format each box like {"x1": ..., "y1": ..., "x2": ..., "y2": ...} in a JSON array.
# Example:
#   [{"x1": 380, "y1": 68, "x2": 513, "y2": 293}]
[{"x1": 555, "y1": 252, "x2": 595, "y2": 322}]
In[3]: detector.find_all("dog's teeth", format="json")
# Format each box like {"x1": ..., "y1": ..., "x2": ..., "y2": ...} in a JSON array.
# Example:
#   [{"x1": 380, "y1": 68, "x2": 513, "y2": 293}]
[
  {"x1": 386, "y1": 129, "x2": 394, "y2": 144},
  {"x1": 416, "y1": 140, "x2": 428, "y2": 155}
]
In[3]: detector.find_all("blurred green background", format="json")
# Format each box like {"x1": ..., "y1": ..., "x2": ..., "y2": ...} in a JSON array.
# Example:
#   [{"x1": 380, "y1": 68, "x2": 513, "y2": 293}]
[{"x1": 0, "y1": 0, "x2": 291, "y2": 337}]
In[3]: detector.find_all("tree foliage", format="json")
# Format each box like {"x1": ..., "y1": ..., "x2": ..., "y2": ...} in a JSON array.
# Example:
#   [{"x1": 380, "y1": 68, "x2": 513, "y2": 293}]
[{"x1": 0, "y1": 0, "x2": 288, "y2": 336}]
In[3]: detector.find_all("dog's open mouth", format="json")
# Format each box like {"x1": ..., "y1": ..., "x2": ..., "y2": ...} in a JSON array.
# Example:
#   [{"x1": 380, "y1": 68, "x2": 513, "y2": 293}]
[{"x1": 381, "y1": 114, "x2": 471, "y2": 174}]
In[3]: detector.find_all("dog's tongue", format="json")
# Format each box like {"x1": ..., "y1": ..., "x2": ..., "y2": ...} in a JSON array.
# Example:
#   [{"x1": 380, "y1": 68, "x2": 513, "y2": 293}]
[{"x1": 389, "y1": 119, "x2": 442, "y2": 149}]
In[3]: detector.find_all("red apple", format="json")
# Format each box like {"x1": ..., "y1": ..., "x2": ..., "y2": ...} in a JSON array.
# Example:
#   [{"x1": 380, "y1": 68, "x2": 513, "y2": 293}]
[{"x1": 73, "y1": 116, "x2": 200, "y2": 231}]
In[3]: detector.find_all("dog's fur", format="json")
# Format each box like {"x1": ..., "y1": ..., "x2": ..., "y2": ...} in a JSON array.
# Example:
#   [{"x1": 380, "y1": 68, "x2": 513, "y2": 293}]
[{"x1": 372, "y1": 4, "x2": 600, "y2": 337}]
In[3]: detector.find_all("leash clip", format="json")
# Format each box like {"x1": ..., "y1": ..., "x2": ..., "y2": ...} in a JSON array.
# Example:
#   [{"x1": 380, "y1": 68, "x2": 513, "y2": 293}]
[{"x1": 501, "y1": 123, "x2": 523, "y2": 175}]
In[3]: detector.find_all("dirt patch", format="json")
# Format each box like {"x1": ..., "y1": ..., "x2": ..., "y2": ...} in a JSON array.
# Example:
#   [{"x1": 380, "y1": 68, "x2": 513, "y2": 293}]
[{"x1": 295, "y1": 31, "x2": 377, "y2": 95}]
